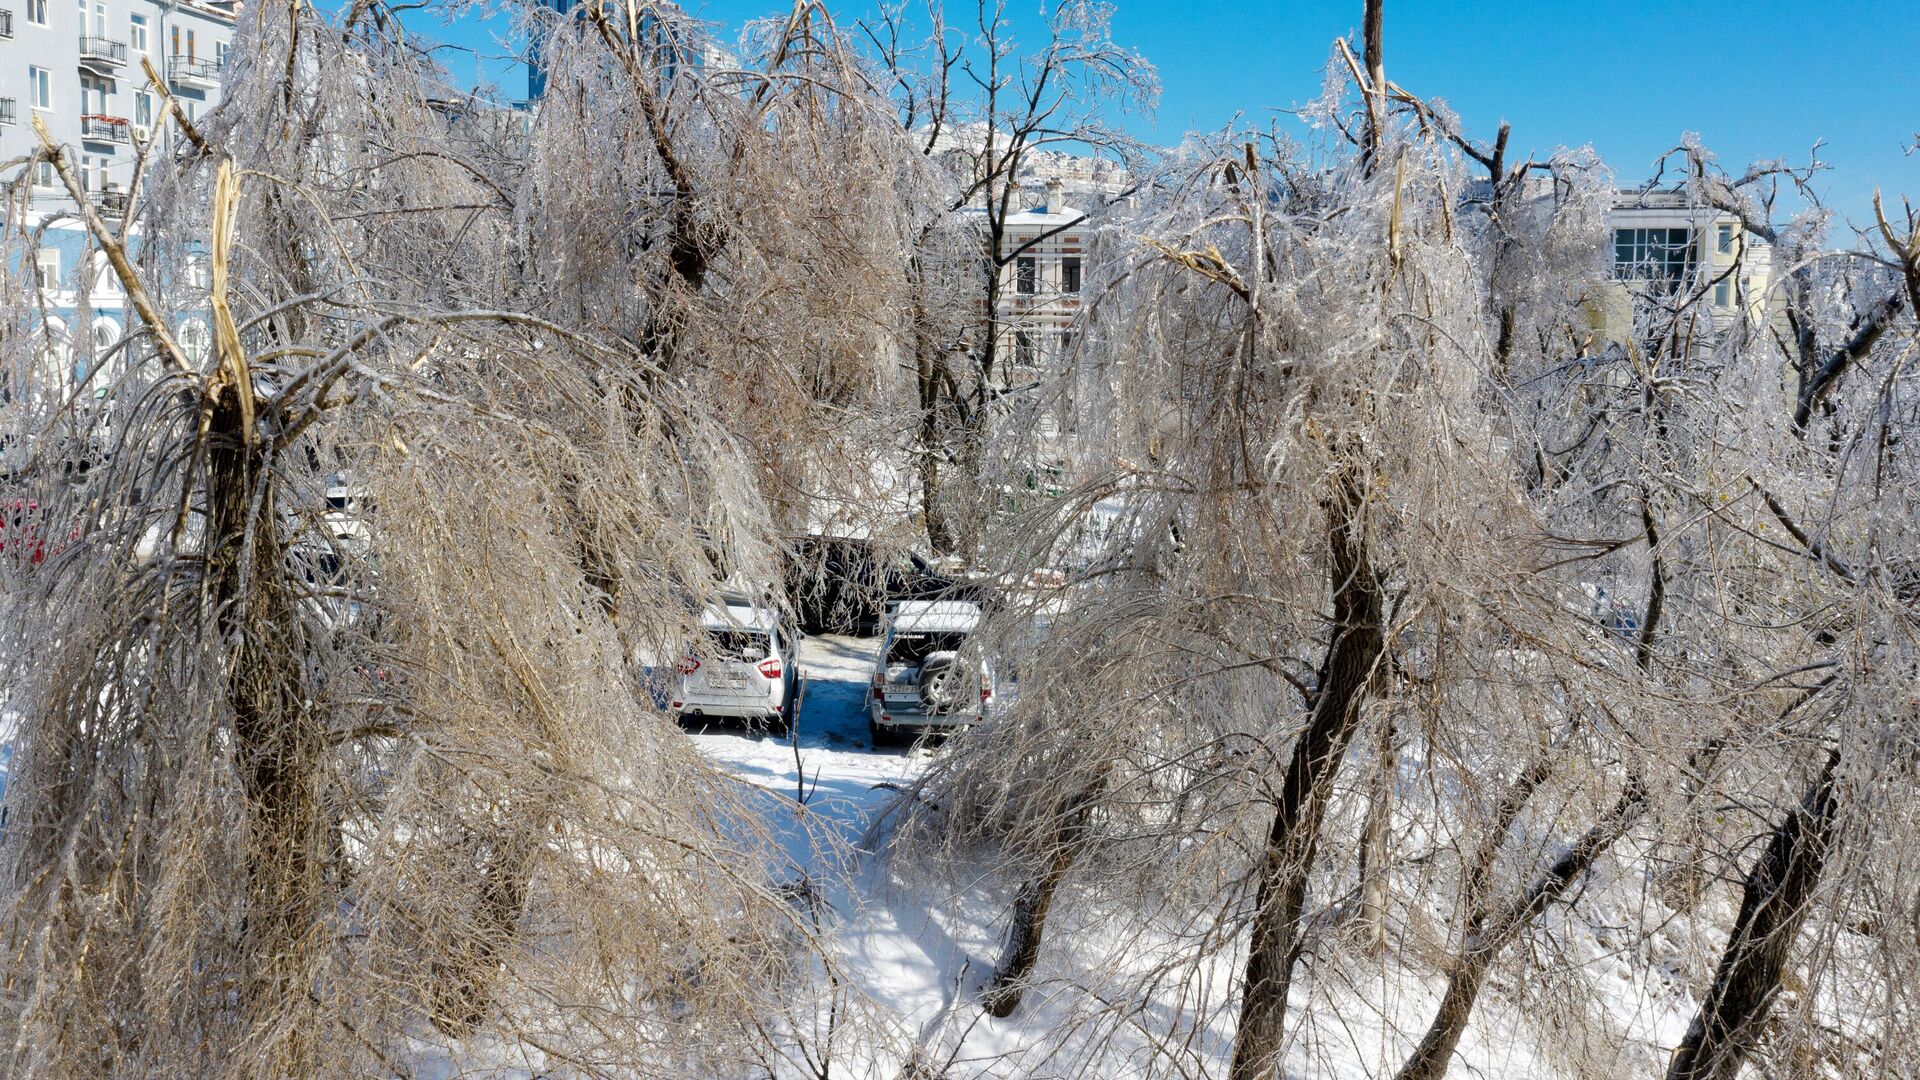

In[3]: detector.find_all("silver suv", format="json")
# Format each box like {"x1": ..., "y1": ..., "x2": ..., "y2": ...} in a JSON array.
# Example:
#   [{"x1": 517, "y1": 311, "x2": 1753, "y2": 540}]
[
  {"x1": 868, "y1": 601, "x2": 993, "y2": 742},
  {"x1": 672, "y1": 597, "x2": 798, "y2": 735}
]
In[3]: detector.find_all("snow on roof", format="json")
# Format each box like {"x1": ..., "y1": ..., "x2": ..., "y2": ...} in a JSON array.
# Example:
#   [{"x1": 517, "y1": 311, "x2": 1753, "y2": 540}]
[
  {"x1": 700, "y1": 601, "x2": 776, "y2": 633},
  {"x1": 889, "y1": 600, "x2": 982, "y2": 634}
]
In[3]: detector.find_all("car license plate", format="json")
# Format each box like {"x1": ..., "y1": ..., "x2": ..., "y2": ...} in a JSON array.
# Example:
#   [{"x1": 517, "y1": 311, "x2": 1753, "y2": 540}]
[{"x1": 711, "y1": 675, "x2": 748, "y2": 689}]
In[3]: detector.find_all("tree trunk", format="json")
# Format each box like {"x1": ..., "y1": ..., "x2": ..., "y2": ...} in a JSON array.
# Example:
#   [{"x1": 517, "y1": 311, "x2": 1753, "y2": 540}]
[
  {"x1": 1228, "y1": 473, "x2": 1385, "y2": 1080},
  {"x1": 1396, "y1": 778, "x2": 1646, "y2": 1080},
  {"x1": 983, "y1": 775, "x2": 1104, "y2": 1017},
  {"x1": 911, "y1": 285, "x2": 959, "y2": 556},
  {"x1": 1666, "y1": 751, "x2": 1840, "y2": 1080},
  {"x1": 426, "y1": 825, "x2": 542, "y2": 1034},
  {"x1": 1354, "y1": 715, "x2": 1396, "y2": 952},
  {"x1": 206, "y1": 392, "x2": 324, "y2": 1076}
]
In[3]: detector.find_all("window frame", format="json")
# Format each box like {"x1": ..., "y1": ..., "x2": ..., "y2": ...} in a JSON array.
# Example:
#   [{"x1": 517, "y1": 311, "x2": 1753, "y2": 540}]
[
  {"x1": 1716, "y1": 223, "x2": 1734, "y2": 255},
  {"x1": 1014, "y1": 255, "x2": 1036, "y2": 295},
  {"x1": 130, "y1": 12, "x2": 148, "y2": 53},
  {"x1": 25, "y1": 0, "x2": 47, "y2": 26},
  {"x1": 179, "y1": 318, "x2": 211, "y2": 364},
  {"x1": 1061, "y1": 256, "x2": 1082, "y2": 294},
  {"x1": 1612, "y1": 227, "x2": 1697, "y2": 294},
  {"x1": 28, "y1": 66, "x2": 52, "y2": 111},
  {"x1": 34, "y1": 249, "x2": 60, "y2": 291}
]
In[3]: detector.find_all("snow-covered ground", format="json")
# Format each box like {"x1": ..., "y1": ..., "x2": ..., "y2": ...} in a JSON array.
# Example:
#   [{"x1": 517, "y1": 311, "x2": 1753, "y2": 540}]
[{"x1": 681, "y1": 635, "x2": 1719, "y2": 1080}]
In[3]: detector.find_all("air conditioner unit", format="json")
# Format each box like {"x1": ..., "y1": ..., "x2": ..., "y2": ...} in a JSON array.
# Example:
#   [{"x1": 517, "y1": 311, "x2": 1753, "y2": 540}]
[{"x1": 131, "y1": 124, "x2": 150, "y2": 141}]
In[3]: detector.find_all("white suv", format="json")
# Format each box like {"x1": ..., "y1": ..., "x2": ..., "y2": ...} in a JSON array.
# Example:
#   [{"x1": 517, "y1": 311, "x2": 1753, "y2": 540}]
[
  {"x1": 672, "y1": 597, "x2": 798, "y2": 735},
  {"x1": 868, "y1": 600, "x2": 993, "y2": 742}
]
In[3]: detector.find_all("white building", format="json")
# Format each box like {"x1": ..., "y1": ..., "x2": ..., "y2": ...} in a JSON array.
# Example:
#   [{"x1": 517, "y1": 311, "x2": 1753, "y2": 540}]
[
  {"x1": 1, "y1": 0, "x2": 235, "y2": 408},
  {"x1": 1599, "y1": 188, "x2": 1773, "y2": 341}
]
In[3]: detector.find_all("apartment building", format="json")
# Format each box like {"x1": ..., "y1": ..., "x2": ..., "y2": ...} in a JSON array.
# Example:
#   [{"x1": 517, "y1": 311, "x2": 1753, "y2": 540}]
[
  {"x1": 1597, "y1": 188, "x2": 1773, "y2": 343},
  {"x1": 993, "y1": 179, "x2": 1088, "y2": 380},
  {"x1": 1, "y1": 0, "x2": 235, "y2": 389}
]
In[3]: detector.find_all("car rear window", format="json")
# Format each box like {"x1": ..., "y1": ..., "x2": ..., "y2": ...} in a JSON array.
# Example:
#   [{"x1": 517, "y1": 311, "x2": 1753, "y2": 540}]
[
  {"x1": 704, "y1": 629, "x2": 770, "y2": 661},
  {"x1": 886, "y1": 631, "x2": 967, "y2": 665}
]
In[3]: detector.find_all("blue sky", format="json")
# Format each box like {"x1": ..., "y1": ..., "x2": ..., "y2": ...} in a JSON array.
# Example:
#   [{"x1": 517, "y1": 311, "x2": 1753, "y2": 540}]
[{"x1": 416, "y1": 0, "x2": 1919, "y2": 227}]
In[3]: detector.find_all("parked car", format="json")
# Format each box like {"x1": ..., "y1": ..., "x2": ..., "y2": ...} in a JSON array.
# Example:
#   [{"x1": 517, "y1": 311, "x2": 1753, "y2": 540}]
[
  {"x1": 671, "y1": 596, "x2": 799, "y2": 735},
  {"x1": 783, "y1": 535, "x2": 998, "y2": 636},
  {"x1": 868, "y1": 600, "x2": 993, "y2": 743},
  {"x1": 1, "y1": 499, "x2": 71, "y2": 567}
]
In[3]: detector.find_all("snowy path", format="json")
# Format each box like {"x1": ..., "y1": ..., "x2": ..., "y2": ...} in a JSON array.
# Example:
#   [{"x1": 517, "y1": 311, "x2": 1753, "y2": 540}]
[{"x1": 682, "y1": 634, "x2": 1024, "y2": 1072}]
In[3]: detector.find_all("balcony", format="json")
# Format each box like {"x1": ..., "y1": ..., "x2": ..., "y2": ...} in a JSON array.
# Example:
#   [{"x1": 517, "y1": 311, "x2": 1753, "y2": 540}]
[
  {"x1": 78, "y1": 36, "x2": 128, "y2": 70},
  {"x1": 97, "y1": 189, "x2": 129, "y2": 218},
  {"x1": 81, "y1": 114, "x2": 130, "y2": 144},
  {"x1": 0, "y1": 99, "x2": 15, "y2": 127},
  {"x1": 1, "y1": 10, "x2": 14, "y2": 37},
  {"x1": 167, "y1": 55, "x2": 220, "y2": 89}
]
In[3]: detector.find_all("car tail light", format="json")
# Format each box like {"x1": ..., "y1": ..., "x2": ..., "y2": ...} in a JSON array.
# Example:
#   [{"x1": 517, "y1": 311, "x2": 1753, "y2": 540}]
[
  {"x1": 981, "y1": 686, "x2": 993, "y2": 702},
  {"x1": 757, "y1": 658, "x2": 783, "y2": 679},
  {"x1": 669, "y1": 700, "x2": 683, "y2": 709},
  {"x1": 873, "y1": 686, "x2": 884, "y2": 700},
  {"x1": 677, "y1": 656, "x2": 701, "y2": 675}
]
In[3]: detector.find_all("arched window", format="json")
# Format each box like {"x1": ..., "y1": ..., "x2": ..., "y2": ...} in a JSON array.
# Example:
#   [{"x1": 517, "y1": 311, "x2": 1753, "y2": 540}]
[
  {"x1": 186, "y1": 255, "x2": 211, "y2": 291},
  {"x1": 38, "y1": 316, "x2": 71, "y2": 396},
  {"x1": 179, "y1": 318, "x2": 211, "y2": 366},
  {"x1": 86, "y1": 318, "x2": 121, "y2": 396}
]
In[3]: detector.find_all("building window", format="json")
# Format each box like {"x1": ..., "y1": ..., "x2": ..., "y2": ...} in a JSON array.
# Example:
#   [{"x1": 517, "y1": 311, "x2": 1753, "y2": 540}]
[
  {"x1": 1713, "y1": 279, "x2": 1732, "y2": 308},
  {"x1": 80, "y1": 154, "x2": 100, "y2": 193},
  {"x1": 1013, "y1": 330, "x2": 1036, "y2": 368},
  {"x1": 1015, "y1": 256, "x2": 1036, "y2": 295},
  {"x1": 34, "y1": 249, "x2": 60, "y2": 290},
  {"x1": 1613, "y1": 227, "x2": 1695, "y2": 293},
  {"x1": 185, "y1": 28, "x2": 195, "y2": 59},
  {"x1": 26, "y1": 0, "x2": 46, "y2": 26},
  {"x1": 186, "y1": 255, "x2": 210, "y2": 289},
  {"x1": 134, "y1": 91, "x2": 153, "y2": 128},
  {"x1": 33, "y1": 160, "x2": 55, "y2": 188},
  {"x1": 1058, "y1": 330, "x2": 1077, "y2": 357},
  {"x1": 1061, "y1": 257, "x2": 1082, "y2": 294},
  {"x1": 179, "y1": 319, "x2": 210, "y2": 365},
  {"x1": 216, "y1": 41, "x2": 227, "y2": 67},
  {"x1": 80, "y1": 73, "x2": 106, "y2": 115},
  {"x1": 1716, "y1": 223, "x2": 1734, "y2": 255},
  {"x1": 84, "y1": 318, "x2": 119, "y2": 391},
  {"x1": 29, "y1": 66, "x2": 51, "y2": 110},
  {"x1": 130, "y1": 12, "x2": 147, "y2": 53},
  {"x1": 42, "y1": 316, "x2": 69, "y2": 373}
]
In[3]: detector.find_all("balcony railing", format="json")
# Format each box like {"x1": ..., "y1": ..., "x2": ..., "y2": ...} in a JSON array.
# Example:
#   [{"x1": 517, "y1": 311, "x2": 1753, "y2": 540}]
[
  {"x1": 167, "y1": 55, "x2": 220, "y2": 86},
  {"x1": 81, "y1": 114, "x2": 130, "y2": 143},
  {"x1": 0, "y1": 99, "x2": 15, "y2": 127},
  {"x1": 97, "y1": 189, "x2": 129, "y2": 217},
  {"x1": 78, "y1": 36, "x2": 129, "y2": 67},
  {"x1": 1, "y1": 10, "x2": 14, "y2": 37}
]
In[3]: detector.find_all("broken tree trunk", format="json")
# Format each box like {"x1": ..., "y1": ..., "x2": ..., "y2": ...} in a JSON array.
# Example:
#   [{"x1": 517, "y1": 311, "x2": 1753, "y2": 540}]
[
  {"x1": 1666, "y1": 750, "x2": 1841, "y2": 1080},
  {"x1": 1228, "y1": 472, "x2": 1386, "y2": 1080}
]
